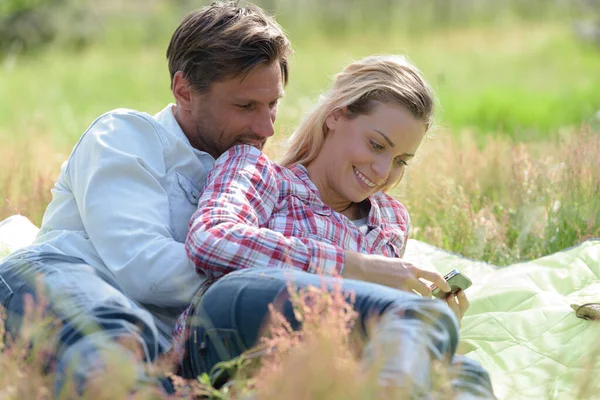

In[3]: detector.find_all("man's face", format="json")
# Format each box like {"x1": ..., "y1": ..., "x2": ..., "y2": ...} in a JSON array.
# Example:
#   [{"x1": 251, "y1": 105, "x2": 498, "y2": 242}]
[{"x1": 185, "y1": 62, "x2": 284, "y2": 158}]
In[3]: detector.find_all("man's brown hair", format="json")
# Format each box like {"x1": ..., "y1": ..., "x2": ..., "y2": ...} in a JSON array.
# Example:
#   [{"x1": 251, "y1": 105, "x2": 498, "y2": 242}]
[{"x1": 167, "y1": 1, "x2": 292, "y2": 92}]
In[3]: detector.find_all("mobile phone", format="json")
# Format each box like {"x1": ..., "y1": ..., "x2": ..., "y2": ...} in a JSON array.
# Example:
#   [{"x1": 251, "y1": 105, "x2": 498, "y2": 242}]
[{"x1": 430, "y1": 269, "x2": 472, "y2": 299}]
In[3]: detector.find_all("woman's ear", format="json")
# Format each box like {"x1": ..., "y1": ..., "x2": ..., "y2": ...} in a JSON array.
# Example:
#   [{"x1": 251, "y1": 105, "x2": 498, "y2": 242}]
[{"x1": 325, "y1": 108, "x2": 343, "y2": 131}]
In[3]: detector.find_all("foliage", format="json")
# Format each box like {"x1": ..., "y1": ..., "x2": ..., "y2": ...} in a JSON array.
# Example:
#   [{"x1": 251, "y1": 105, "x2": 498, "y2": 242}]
[
  {"x1": 398, "y1": 128, "x2": 600, "y2": 265},
  {"x1": 1, "y1": 2, "x2": 600, "y2": 398},
  {"x1": 0, "y1": 278, "x2": 464, "y2": 399},
  {"x1": 0, "y1": 0, "x2": 94, "y2": 55}
]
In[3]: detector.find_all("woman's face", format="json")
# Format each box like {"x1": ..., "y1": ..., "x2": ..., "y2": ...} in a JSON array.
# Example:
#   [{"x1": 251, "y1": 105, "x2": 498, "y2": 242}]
[{"x1": 312, "y1": 102, "x2": 426, "y2": 205}]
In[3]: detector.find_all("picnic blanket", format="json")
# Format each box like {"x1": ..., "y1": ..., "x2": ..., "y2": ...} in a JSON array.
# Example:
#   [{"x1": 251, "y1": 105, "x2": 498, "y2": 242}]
[
  {"x1": 0, "y1": 214, "x2": 39, "y2": 260},
  {"x1": 1, "y1": 214, "x2": 599, "y2": 399},
  {"x1": 405, "y1": 239, "x2": 600, "y2": 399}
]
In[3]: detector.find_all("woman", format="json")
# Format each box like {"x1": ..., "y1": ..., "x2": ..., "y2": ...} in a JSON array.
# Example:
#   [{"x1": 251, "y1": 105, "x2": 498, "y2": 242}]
[{"x1": 177, "y1": 55, "x2": 494, "y2": 398}]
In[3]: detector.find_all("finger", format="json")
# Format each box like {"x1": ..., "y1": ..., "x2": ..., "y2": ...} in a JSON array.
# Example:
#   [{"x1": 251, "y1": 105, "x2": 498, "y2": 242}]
[
  {"x1": 445, "y1": 294, "x2": 461, "y2": 321},
  {"x1": 417, "y1": 269, "x2": 451, "y2": 292},
  {"x1": 408, "y1": 278, "x2": 433, "y2": 297},
  {"x1": 456, "y1": 290, "x2": 470, "y2": 314}
]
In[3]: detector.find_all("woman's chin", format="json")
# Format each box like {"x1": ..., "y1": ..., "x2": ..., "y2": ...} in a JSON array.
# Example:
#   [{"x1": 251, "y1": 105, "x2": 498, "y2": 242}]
[{"x1": 346, "y1": 192, "x2": 371, "y2": 204}]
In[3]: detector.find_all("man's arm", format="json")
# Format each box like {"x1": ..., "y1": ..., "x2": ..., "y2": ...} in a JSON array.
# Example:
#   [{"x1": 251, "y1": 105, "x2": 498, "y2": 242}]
[
  {"x1": 66, "y1": 112, "x2": 203, "y2": 307},
  {"x1": 186, "y1": 145, "x2": 346, "y2": 281}
]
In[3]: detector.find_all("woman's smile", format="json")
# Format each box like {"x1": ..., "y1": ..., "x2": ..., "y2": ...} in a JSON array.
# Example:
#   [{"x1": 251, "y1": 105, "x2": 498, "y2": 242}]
[{"x1": 353, "y1": 166, "x2": 377, "y2": 189}]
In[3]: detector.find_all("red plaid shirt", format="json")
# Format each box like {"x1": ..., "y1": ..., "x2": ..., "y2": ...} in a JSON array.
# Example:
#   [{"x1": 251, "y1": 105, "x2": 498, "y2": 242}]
[
  {"x1": 185, "y1": 145, "x2": 410, "y2": 281},
  {"x1": 175, "y1": 145, "x2": 411, "y2": 341}
]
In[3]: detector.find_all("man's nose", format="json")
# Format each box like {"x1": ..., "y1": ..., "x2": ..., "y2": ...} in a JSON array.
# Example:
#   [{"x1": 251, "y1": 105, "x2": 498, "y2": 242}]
[{"x1": 251, "y1": 107, "x2": 276, "y2": 138}]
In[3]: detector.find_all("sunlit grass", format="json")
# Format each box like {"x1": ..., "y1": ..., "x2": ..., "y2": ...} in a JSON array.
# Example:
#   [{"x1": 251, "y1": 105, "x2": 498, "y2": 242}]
[
  {"x1": 2, "y1": 2, "x2": 600, "y2": 398},
  {"x1": 3, "y1": 273, "x2": 599, "y2": 399},
  {"x1": 3, "y1": 125, "x2": 597, "y2": 265},
  {"x1": 2, "y1": 22, "x2": 600, "y2": 146}
]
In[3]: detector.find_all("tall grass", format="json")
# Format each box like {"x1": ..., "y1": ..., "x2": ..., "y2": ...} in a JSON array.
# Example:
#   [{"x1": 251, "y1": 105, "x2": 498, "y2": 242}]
[
  {"x1": 3, "y1": 275, "x2": 597, "y2": 399},
  {"x1": 1, "y1": 1, "x2": 600, "y2": 398},
  {"x1": 399, "y1": 127, "x2": 600, "y2": 264},
  {"x1": 3, "y1": 126, "x2": 597, "y2": 265},
  {"x1": 0, "y1": 135, "x2": 59, "y2": 224},
  {"x1": 0, "y1": 278, "x2": 465, "y2": 399}
]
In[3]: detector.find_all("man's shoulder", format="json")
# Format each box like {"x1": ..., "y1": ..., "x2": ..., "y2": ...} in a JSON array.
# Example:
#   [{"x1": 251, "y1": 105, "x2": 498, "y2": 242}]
[
  {"x1": 91, "y1": 108, "x2": 164, "y2": 134},
  {"x1": 62, "y1": 107, "x2": 173, "y2": 174},
  {"x1": 75, "y1": 107, "x2": 174, "y2": 150},
  {"x1": 99, "y1": 107, "x2": 152, "y2": 118}
]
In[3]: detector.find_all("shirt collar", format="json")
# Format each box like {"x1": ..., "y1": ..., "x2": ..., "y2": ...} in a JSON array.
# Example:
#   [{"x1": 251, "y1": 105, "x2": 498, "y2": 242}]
[
  {"x1": 365, "y1": 195, "x2": 384, "y2": 228},
  {"x1": 153, "y1": 104, "x2": 215, "y2": 165},
  {"x1": 290, "y1": 163, "x2": 322, "y2": 197}
]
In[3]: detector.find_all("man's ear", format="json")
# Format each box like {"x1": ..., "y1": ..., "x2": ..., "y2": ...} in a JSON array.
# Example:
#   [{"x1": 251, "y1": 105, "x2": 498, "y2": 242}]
[
  {"x1": 325, "y1": 108, "x2": 344, "y2": 131},
  {"x1": 172, "y1": 71, "x2": 194, "y2": 111}
]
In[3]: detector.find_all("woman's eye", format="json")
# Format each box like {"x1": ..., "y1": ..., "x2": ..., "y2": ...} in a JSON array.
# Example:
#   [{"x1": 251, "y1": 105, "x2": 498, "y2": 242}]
[
  {"x1": 395, "y1": 158, "x2": 408, "y2": 167},
  {"x1": 370, "y1": 141, "x2": 384, "y2": 151}
]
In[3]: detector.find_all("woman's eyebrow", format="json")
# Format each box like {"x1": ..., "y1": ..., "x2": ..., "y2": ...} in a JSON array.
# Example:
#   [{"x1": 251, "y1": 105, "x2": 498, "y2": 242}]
[
  {"x1": 373, "y1": 129, "x2": 395, "y2": 147},
  {"x1": 372, "y1": 129, "x2": 415, "y2": 157}
]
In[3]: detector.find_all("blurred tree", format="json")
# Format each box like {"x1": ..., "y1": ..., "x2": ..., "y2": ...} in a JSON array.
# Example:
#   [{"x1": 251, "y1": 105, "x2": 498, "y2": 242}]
[
  {"x1": 574, "y1": 0, "x2": 600, "y2": 46},
  {"x1": 0, "y1": 0, "x2": 93, "y2": 55}
]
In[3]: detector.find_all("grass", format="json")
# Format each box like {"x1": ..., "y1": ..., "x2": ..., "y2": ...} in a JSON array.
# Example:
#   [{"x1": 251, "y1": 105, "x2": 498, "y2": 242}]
[
  {"x1": 1, "y1": 1, "x2": 600, "y2": 398},
  {"x1": 2, "y1": 21, "x2": 600, "y2": 145},
  {"x1": 2, "y1": 21, "x2": 600, "y2": 258},
  {"x1": 397, "y1": 127, "x2": 600, "y2": 265},
  {"x1": 0, "y1": 277, "x2": 481, "y2": 399}
]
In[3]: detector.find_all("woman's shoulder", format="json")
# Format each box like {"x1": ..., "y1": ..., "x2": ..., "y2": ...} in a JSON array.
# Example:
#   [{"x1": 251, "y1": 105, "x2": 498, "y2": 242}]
[{"x1": 370, "y1": 191, "x2": 410, "y2": 230}]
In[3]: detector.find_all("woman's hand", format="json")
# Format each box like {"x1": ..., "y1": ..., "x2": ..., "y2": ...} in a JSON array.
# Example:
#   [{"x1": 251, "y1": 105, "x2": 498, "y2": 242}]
[
  {"x1": 342, "y1": 251, "x2": 450, "y2": 296},
  {"x1": 444, "y1": 290, "x2": 470, "y2": 324}
]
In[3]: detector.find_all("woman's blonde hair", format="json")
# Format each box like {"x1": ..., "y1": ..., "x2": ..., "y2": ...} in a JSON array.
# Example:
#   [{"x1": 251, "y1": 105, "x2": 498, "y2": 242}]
[{"x1": 280, "y1": 55, "x2": 435, "y2": 171}]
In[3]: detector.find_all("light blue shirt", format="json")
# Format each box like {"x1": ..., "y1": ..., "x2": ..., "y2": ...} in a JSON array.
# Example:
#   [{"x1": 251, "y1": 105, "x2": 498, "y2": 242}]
[{"x1": 34, "y1": 104, "x2": 214, "y2": 339}]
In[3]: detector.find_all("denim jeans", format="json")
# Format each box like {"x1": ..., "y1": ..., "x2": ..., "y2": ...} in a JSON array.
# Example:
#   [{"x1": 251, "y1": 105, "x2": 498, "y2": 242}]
[
  {"x1": 180, "y1": 268, "x2": 495, "y2": 398},
  {"x1": 0, "y1": 248, "x2": 171, "y2": 396}
]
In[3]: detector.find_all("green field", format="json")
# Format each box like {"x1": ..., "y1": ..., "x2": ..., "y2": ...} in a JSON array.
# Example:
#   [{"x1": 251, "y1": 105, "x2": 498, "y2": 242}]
[
  {"x1": 1, "y1": 1, "x2": 600, "y2": 398},
  {"x1": 2, "y1": 4, "x2": 599, "y2": 263},
  {"x1": 2, "y1": 20, "x2": 600, "y2": 145}
]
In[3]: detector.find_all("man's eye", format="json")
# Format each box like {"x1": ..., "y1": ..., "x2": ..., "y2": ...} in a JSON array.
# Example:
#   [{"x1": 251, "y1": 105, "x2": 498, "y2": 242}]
[{"x1": 236, "y1": 104, "x2": 253, "y2": 110}]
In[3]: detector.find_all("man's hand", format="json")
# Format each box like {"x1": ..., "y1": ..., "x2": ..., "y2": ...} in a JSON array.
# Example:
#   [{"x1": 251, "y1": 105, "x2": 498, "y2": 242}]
[{"x1": 342, "y1": 251, "x2": 451, "y2": 296}]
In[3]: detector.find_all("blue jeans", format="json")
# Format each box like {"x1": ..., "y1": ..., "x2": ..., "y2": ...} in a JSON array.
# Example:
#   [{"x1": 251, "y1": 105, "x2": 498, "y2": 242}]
[
  {"x1": 180, "y1": 268, "x2": 495, "y2": 398},
  {"x1": 0, "y1": 248, "x2": 172, "y2": 395}
]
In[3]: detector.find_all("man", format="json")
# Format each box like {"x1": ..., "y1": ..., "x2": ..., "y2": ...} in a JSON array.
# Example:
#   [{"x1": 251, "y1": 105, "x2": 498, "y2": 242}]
[
  {"x1": 1, "y1": 2, "x2": 493, "y2": 397},
  {"x1": 0, "y1": 1, "x2": 291, "y2": 394}
]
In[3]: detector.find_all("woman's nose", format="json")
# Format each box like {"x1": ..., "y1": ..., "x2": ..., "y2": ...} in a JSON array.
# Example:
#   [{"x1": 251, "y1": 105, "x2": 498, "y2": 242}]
[{"x1": 372, "y1": 157, "x2": 392, "y2": 181}]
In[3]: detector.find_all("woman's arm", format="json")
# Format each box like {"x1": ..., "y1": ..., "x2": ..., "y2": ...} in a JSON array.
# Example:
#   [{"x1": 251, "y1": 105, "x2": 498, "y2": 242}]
[
  {"x1": 185, "y1": 145, "x2": 347, "y2": 281},
  {"x1": 186, "y1": 147, "x2": 452, "y2": 300},
  {"x1": 360, "y1": 193, "x2": 467, "y2": 320},
  {"x1": 343, "y1": 251, "x2": 449, "y2": 296}
]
